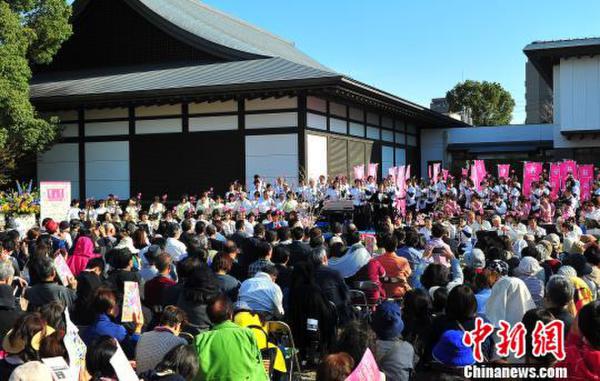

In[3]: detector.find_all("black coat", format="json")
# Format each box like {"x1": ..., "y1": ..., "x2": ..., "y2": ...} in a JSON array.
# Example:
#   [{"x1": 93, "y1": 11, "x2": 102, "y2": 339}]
[{"x1": 287, "y1": 241, "x2": 311, "y2": 267}]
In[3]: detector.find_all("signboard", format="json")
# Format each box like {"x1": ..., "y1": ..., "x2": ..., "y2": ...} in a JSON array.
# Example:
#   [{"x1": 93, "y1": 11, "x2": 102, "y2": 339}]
[{"x1": 40, "y1": 181, "x2": 71, "y2": 222}]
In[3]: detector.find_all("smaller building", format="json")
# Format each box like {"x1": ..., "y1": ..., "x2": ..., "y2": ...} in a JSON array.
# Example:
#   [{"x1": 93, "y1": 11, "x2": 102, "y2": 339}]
[{"x1": 422, "y1": 37, "x2": 600, "y2": 174}]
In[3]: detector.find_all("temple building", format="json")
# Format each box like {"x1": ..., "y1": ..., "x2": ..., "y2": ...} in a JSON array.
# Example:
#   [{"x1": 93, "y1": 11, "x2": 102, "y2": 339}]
[{"x1": 31, "y1": 0, "x2": 464, "y2": 199}]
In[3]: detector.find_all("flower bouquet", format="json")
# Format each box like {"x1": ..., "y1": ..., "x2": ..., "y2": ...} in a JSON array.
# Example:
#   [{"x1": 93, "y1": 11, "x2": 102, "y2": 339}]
[{"x1": 0, "y1": 180, "x2": 40, "y2": 230}]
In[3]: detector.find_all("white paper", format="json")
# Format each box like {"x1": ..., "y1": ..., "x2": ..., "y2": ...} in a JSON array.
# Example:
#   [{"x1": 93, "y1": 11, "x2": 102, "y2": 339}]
[
  {"x1": 63, "y1": 309, "x2": 87, "y2": 380},
  {"x1": 42, "y1": 356, "x2": 74, "y2": 381},
  {"x1": 110, "y1": 341, "x2": 139, "y2": 381}
]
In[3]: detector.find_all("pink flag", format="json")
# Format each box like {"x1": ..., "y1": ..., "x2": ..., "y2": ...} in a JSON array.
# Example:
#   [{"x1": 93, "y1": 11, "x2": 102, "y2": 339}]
[
  {"x1": 475, "y1": 160, "x2": 487, "y2": 181},
  {"x1": 405, "y1": 164, "x2": 411, "y2": 179},
  {"x1": 549, "y1": 163, "x2": 561, "y2": 199},
  {"x1": 497, "y1": 164, "x2": 510, "y2": 180},
  {"x1": 461, "y1": 167, "x2": 468, "y2": 177},
  {"x1": 353, "y1": 165, "x2": 365, "y2": 180},
  {"x1": 441, "y1": 169, "x2": 449, "y2": 181},
  {"x1": 388, "y1": 166, "x2": 396, "y2": 183},
  {"x1": 428, "y1": 165, "x2": 432, "y2": 179},
  {"x1": 560, "y1": 160, "x2": 578, "y2": 190},
  {"x1": 523, "y1": 162, "x2": 543, "y2": 196},
  {"x1": 578, "y1": 164, "x2": 594, "y2": 201},
  {"x1": 396, "y1": 166, "x2": 406, "y2": 193},
  {"x1": 367, "y1": 163, "x2": 378, "y2": 180},
  {"x1": 394, "y1": 197, "x2": 406, "y2": 217},
  {"x1": 432, "y1": 163, "x2": 441, "y2": 182},
  {"x1": 470, "y1": 164, "x2": 481, "y2": 191}
]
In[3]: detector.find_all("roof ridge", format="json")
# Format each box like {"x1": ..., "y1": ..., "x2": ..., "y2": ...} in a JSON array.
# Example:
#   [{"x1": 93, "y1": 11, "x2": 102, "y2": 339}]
[{"x1": 180, "y1": 0, "x2": 295, "y2": 46}]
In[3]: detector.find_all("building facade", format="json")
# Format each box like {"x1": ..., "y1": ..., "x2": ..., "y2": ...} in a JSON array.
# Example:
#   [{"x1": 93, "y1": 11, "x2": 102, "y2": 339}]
[
  {"x1": 421, "y1": 38, "x2": 600, "y2": 176},
  {"x1": 31, "y1": 0, "x2": 463, "y2": 200}
]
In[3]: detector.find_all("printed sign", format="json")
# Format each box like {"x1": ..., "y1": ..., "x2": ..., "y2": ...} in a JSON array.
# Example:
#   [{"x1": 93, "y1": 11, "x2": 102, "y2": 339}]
[
  {"x1": 42, "y1": 356, "x2": 72, "y2": 381},
  {"x1": 54, "y1": 254, "x2": 74, "y2": 286},
  {"x1": 63, "y1": 309, "x2": 87, "y2": 380},
  {"x1": 40, "y1": 181, "x2": 71, "y2": 222},
  {"x1": 345, "y1": 348, "x2": 383, "y2": 381},
  {"x1": 110, "y1": 341, "x2": 139, "y2": 381},
  {"x1": 121, "y1": 281, "x2": 142, "y2": 323}
]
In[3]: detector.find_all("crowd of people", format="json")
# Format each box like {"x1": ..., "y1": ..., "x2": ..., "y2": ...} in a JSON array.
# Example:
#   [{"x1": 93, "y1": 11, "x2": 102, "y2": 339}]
[{"x1": 0, "y1": 169, "x2": 600, "y2": 380}]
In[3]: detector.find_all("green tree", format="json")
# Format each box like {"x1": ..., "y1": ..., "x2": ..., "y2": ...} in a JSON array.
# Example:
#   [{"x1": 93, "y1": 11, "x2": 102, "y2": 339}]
[
  {"x1": 445, "y1": 80, "x2": 515, "y2": 126},
  {"x1": 0, "y1": 0, "x2": 72, "y2": 183}
]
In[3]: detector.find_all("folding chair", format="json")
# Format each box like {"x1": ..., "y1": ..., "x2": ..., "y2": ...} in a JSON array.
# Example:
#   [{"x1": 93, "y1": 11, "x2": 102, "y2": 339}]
[
  {"x1": 349, "y1": 289, "x2": 370, "y2": 320},
  {"x1": 266, "y1": 321, "x2": 302, "y2": 381},
  {"x1": 247, "y1": 324, "x2": 276, "y2": 380},
  {"x1": 352, "y1": 280, "x2": 382, "y2": 307}
]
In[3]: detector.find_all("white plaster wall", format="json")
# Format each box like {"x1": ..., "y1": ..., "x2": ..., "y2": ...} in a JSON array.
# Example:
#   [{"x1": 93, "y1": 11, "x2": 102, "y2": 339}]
[
  {"x1": 245, "y1": 134, "x2": 298, "y2": 187},
  {"x1": 37, "y1": 143, "x2": 80, "y2": 197},
  {"x1": 85, "y1": 121, "x2": 129, "y2": 136},
  {"x1": 307, "y1": 112, "x2": 327, "y2": 130},
  {"x1": 85, "y1": 141, "x2": 130, "y2": 199},
  {"x1": 189, "y1": 115, "x2": 237, "y2": 132},
  {"x1": 382, "y1": 146, "x2": 394, "y2": 178},
  {"x1": 245, "y1": 112, "x2": 297, "y2": 129},
  {"x1": 306, "y1": 134, "x2": 328, "y2": 181},
  {"x1": 135, "y1": 119, "x2": 182, "y2": 134}
]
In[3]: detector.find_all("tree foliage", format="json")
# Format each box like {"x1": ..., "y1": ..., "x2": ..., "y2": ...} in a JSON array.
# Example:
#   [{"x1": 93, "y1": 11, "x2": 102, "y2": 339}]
[
  {"x1": 445, "y1": 80, "x2": 515, "y2": 126},
  {"x1": 0, "y1": 0, "x2": 72, "y2": 183}
]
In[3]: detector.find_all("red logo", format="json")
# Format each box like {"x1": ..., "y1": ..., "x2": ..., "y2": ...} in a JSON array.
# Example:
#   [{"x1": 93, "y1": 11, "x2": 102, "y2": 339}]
[{"x1": 462, "y1": 318, "x2": 565, "y2": 362}]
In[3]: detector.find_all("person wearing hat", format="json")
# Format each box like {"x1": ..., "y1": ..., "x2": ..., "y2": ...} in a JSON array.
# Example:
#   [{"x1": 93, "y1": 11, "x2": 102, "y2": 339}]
[
  {"x1": 371, "y1": 301, "x2": 414, "y2": 381},
  {"x1": 544, "y1": 275, "x2": 575, "y2": 334},
  {"x1": 0, "y1": 313, "x2": 55, "y2": 380},
  {"x1": 414, "y1": 329, "x2": 476, "y2": 379},
  {"x1": 515, "y1": 257, "x2": 545, "y2": 307}
]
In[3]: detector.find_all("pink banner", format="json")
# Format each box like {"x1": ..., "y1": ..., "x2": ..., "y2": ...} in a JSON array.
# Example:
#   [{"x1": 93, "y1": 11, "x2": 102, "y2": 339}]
[
  {"x1": 578, "y1": 164, "x2": 594, "y2": 201},
  {"x1": 560, "y1": 160, "x2": 578, "y2": 190},
  {"x1": 345, "y1": 349, "x2": 383, "y2": 381},
  {"x1": 475, "y1": 160, "x2": 487, "y2": 181},
  {"x1": 578, "y1": 164, "x2": 594, "y2": 179},
  {"x1": 442, "y1": 168, "x2": 449, "y2": 181},
  {"x1": 353, "y1": 165, "x2": 365, "y2": 180},
  {"x1": 461, "y1": 167, "x2": 468, "y2": 177},
  {"x1": 432, "y1": 163, "x2": 441, "y2": 182},
  {"x1": 498, "y1": 164, "x2": 510, "y2": 180},
  {"x1": 405, "y1": 164, "x2": 411, "y2": 179},
  {"x1": 428, "y1": 165, "x2": 432, "y2": 179},
  {"x1": 367, "y1": 163, "x2": 378, "y2": 180},
  {"x1": 523, "y1": 162, "x2": 543, "y2": 196},
  {"x1": 549, "y1": 163, "x2": 561, "y2": 199}
]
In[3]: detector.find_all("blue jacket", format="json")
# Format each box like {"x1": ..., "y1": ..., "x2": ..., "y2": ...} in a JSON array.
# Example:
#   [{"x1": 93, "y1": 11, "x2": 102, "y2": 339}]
[{"x1": 82, "y1": 313, "x2": 140, "y2": 346}]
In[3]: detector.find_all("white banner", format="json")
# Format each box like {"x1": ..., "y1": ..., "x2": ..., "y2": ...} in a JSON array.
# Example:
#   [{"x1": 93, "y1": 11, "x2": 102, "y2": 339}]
[{"x1": 40, "y1": 181, "x2": 71, "y2": 222}]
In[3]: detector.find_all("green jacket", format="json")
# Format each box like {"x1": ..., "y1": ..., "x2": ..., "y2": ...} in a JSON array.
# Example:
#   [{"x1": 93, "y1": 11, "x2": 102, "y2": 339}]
[{"x1": 194, "y1": 320, "x2": 268, "y2": 381}]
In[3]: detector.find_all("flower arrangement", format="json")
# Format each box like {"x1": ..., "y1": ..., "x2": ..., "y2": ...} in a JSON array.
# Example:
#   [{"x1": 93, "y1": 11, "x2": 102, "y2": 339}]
[{"x1": 0, "y1": 180, "x2": 40, "y2": 215}]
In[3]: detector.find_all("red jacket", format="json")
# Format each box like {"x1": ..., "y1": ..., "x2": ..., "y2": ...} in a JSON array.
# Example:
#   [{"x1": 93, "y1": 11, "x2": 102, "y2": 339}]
[{"x1": 555, "y1": 331, "x2": 600, "y2": 380}]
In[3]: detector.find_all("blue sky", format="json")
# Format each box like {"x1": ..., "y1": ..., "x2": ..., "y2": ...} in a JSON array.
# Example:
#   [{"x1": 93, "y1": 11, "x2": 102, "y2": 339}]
[{"x1": 201, "y1": 0, "x2": 600, "y2": 124}]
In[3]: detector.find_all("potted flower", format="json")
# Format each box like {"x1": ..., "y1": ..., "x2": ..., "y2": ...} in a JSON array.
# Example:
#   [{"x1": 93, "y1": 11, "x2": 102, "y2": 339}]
[{"x1": 0, "y1": 180, "x2": 40, "y2": 232}]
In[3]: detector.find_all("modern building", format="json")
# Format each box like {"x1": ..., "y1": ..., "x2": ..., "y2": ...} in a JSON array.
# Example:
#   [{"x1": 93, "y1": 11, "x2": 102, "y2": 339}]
[
  {"x1": 430, "y1": 98, "x2": 472, "y2": 124},
  {"x1": 421, "y1": 37, "x2": 600, "y2": 176},
  {"x1": 31, "y1": 0, "x2": 464, "y2": 200}
]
